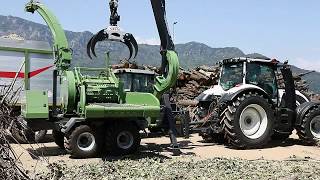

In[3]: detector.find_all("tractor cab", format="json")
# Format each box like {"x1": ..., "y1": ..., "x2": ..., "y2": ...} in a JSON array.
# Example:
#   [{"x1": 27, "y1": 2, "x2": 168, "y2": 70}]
[
  {"x1": 219, "y1": 58, "x2": 279, "y2": 99},
  {"x1": 113, "y1": 68, "x2": 156, "y2": 93}
]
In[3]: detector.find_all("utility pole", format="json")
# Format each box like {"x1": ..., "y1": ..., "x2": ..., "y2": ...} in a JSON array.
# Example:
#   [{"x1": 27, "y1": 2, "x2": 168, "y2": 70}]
[{"x1": 173, "y1": 21, "x2": 178, "y2": 43}]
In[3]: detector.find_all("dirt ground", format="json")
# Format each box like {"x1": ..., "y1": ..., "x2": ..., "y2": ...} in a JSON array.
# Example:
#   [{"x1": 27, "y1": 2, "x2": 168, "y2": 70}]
[{"x1": 11, "y1": 131, "x2": 320, "y2": 176}]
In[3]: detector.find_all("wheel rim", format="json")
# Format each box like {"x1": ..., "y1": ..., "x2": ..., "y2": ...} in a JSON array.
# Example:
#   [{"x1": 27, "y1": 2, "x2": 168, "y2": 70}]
[
  {"x1": 117, "y1": 131, "x2": 134, "y2": 150},
  {"x1": 77, "y1": 132, "x2": 95, "y2": 152},
  {"x1": 310, "y1": 115, "x2": 320, "y2": 139},
  {"x1": 239, "y1": 104, "x2": 268, "y2": 139}
]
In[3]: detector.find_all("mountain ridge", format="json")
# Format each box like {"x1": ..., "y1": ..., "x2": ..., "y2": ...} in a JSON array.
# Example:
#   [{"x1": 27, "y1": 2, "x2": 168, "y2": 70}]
[{"x1": 1, "y1": 15, "x2": 320, "y2": 93}]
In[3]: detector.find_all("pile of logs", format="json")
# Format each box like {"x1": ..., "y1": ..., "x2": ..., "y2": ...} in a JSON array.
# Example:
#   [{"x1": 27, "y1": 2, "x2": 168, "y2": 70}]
[{"x1": 174, "y1": 66, "x2": 220, "y2": 104}]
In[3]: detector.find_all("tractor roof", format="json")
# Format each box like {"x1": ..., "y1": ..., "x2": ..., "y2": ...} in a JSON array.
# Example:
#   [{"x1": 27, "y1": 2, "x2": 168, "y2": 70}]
[
  {"x1": 113, "y1": 68, "x2": 156, "y2": 75},
  {"x1": 221, "y1": 57, "x2": 279, "y2": 66}
]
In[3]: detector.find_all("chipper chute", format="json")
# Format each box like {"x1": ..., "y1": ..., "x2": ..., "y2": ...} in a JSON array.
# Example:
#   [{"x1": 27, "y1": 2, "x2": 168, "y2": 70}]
[{"x1": 87, "y1": 0, "x2": 138, "y2": 59}]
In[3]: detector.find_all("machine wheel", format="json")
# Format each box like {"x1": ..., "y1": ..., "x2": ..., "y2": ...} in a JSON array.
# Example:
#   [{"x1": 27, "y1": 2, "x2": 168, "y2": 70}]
[
  {"x1": 271, "y1": 131, "x2": 291, "y2": 141},
  {"x1": 10, "y1": 128, "x2": 34, "y2": 143},
  {"x1": 296, "y1": 94, "x2": 309, "y2": 106},
  {"x1": 35, "y1": 130, "x2": 47, "y2": 143},
  {"x1": 223, "y1": 92, "x2": 274, "y2": 148},
  {"x1": 11, "y1": 128, "x2": 47, "y2": 143},
  {"x1": 65, "y1": 125, "x2": 98, "y2": 158},
  {"x1": 175, "y1": 113, "x2": 189, "y2": 137},
  {"x1": 297, "y1": 106, "x2": 320, "y2": 144},
  {"x1": 53, "y1": 130, "x2": 65, "y2": 149},
  {"x1": 105, "y1": 122, "x2": 141, "y2": 156},
  {"x1": 200, "y1": 132, "x2": 225, "y2": 143}
]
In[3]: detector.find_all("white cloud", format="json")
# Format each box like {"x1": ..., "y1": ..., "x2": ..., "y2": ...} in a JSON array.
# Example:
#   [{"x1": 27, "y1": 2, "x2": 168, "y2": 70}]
[
  {"x1": 135, "y1": 37, "x2": 160, "y2": 45},
  {"x1": 291, "y1": 57, "x2": 320, "y2": 72}
]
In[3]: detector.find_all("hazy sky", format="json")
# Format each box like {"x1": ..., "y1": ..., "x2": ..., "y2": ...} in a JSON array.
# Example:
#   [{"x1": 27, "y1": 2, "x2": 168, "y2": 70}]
[{"x1": 1, "y1": 0, "x2": 320, "y2": 71}]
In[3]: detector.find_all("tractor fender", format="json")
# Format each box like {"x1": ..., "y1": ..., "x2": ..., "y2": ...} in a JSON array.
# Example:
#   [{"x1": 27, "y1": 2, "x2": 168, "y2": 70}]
[
  {"x1": 219, "y1": 84, "x2": 270, "y2": 104},
  {"x1": 61, "y1": 117, "x2": 86, "y2": 134},
  {"x1": 295, "y1": 102, "x2": 320, "y2": 126},
  {"x1": 196, "y1": 85, "x2": 225, "y2": 102}
]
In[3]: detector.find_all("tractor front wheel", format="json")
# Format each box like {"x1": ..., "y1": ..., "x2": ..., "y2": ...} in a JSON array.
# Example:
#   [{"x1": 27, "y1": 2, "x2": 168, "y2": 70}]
[
  {"x1": 223, "y1": 92, "x2": 274, "y2": 148},
  {"x1": 105, "y1": 122, "x2": 141, "y2": 156},
  {"x1": 65, "y1": 125, "x2": 98, "y2": 158}
]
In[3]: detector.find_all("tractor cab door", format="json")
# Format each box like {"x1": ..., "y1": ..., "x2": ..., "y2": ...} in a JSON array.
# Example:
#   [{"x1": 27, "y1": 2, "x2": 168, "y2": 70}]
[{"x1": 245, "y1": 62, "x2": 278, "y2": 100}]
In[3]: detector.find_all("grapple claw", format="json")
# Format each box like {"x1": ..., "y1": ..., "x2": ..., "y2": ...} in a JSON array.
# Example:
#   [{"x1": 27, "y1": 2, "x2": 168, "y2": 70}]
[
  {"x1": 87, "y1": 36, "x2": 94, "y2": 59},
  {"x1": 124, "y1": 33, "x2": 138, "y2": 59},
  {"x1": 86, "y1": 26, "x2": 138, "y2": 60},
  {"x1": 91, "y1": 30, "x2": 108, "y2": 58}
]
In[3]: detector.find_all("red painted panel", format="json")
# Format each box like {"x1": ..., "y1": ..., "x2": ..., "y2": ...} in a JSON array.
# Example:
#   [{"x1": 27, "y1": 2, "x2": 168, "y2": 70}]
[{"x1": 0, "y1": 65, "x2": 54, "y2": 79}]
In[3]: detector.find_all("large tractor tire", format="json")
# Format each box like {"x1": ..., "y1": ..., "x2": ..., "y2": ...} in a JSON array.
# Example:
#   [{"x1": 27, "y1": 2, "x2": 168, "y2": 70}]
[
  {"x1": 105, "y1": 122, "x2": 141, "y2": 156},
  {"x1": 53, "y1": 130, "x2": 65, "y2": 149},
  {"x1": 223, "y1": 92, "x2": 274, "y2": 148},
  {"x1": 64, "y1": 125, "x2": 98, "y2": 158},
  {"x1": 296, "y1": 106, "x2": 320, "y2": 144}
]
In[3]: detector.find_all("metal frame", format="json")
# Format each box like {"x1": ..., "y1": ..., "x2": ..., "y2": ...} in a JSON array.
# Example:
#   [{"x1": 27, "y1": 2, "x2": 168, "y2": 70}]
[{"x1": 0, "y1": 39, "x2": 52, "y2": 90}]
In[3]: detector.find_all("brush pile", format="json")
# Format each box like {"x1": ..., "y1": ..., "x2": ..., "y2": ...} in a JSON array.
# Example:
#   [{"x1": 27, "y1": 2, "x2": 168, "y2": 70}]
[{"x1": 0, "y1": 85, "x2": 29, "y2": 180}]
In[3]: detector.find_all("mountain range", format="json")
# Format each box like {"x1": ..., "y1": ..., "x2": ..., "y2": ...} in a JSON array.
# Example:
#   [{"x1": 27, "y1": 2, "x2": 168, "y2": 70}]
[{"x1": 1, "y1": 15, "x2": 320, "y2": 93}]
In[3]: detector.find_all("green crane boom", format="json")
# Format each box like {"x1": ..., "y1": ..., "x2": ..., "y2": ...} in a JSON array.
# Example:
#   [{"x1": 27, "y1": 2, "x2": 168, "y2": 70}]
[{"x1": 25, "y1": 1, "x2": 72, "y2": 71}]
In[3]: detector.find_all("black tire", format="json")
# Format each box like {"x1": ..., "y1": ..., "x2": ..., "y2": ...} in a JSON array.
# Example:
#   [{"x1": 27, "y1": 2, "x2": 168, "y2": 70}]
[
  {"x1": 200, "y1": 132, "x2": 225, "y2": 144},
  {"x1": 105, "y1": 122, "x2": 141, "y2": 156},
  {"x1": 64, "y1": 125, "x2": 98, "y2": 158},
  {"x1": 35, "y1": 130, "x2": 47, "y2": 143},
  {"x1": 223, "y1": 92, "x2": 274, "y2": 148},
  {"x1": 10, "y1": 128, "x2": 35, "y2": 144},
  {"x1": 296, "y1": 106, "x2": 320, "y2": 144},
  {"x1": 175, "y1": 114, "x2": 189, "y2": 137},
  {"x1": 53, "y1": 130, "x2": 65, "y2": 149},
  {"x1": 271, "y1": 131, "x2": 291, "y2": 141},
  {"x1": 296, "y1": 94, "x2": 309, "y2": 106}
]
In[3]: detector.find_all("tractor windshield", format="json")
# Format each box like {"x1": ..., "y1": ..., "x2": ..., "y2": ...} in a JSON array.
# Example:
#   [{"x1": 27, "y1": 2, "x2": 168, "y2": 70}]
[
  {"x1": 220, "y1": 63, "x2": 244, "y2": 90},
  {"x1": 117, "y1": 73, "x2": 155, "y2": 93}
]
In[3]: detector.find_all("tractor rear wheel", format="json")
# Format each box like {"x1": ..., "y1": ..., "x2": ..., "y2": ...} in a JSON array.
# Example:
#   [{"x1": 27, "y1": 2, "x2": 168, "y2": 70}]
[
  {"x1": 65, "y1": 125, "x2": 98, "y2": 158},
  {"x1": 53, "y1": 130, "x2": 65, "y2": 149},
  {"x1": 297, "y1": 106, "x2": 320, "y2": 144},
  {"x1": 105, "y1": 122, "x2": 141, "y2": 156},
  {"x1": 223, "y1": 92, "x2": 274, "y2": 148}
]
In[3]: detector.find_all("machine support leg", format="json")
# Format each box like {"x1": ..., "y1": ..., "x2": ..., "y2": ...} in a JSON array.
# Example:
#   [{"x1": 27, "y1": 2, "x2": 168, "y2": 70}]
[
  {"x1": 52, "y1": 69, "x2": 58, "y2": 117},
  {"x1": 162, "y1": 94, "x2": 182, "y2": 156}
]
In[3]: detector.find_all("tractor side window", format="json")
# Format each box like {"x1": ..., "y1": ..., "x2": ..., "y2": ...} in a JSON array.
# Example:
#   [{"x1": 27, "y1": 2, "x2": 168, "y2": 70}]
[
  {"x1": 118, "y1": 73, "x2": 132, "y2": 91},
  {"x1": 132, "y1": 74, "x2": 154, "y2": 93},
  {"x1": 246, "y1": 63, "x2": 277, "y2": 97},
  {"x1": 220, "y1": 63, "x2": 244, "y2": 90}
]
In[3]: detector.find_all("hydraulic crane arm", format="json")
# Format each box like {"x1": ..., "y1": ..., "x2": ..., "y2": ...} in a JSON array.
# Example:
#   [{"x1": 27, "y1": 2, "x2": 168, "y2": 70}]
[
  {"x1": 150, "y1": 0, "x2": 179, "y2": 99},
  {"x1": 150, "y1": 0, "x2": 175, "y2": 51},
  {"x1": 25, "y1": 1, "x2": 72, "y2": 71}
]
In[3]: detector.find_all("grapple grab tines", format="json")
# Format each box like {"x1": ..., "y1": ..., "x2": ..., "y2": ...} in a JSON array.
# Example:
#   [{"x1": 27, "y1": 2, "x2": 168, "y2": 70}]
[{"x1": 87, "y1": 0, "x2": 138, "y2": 59}]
